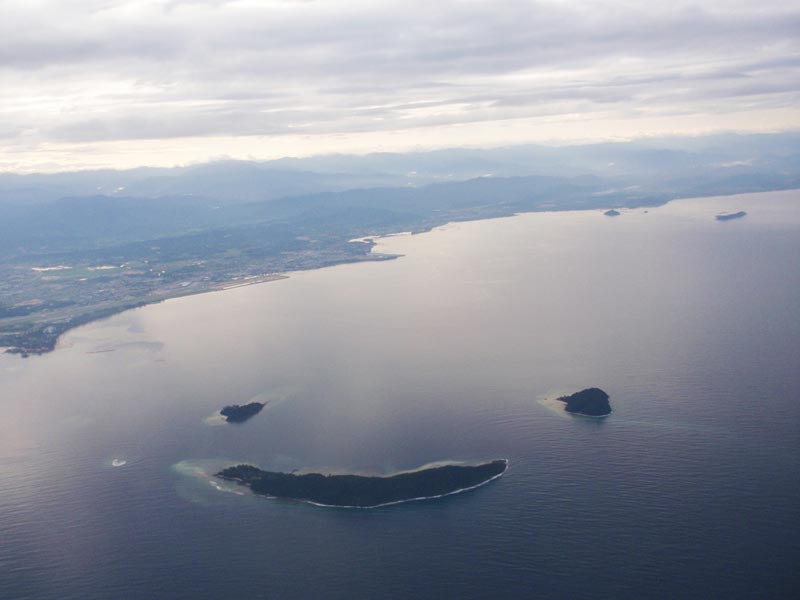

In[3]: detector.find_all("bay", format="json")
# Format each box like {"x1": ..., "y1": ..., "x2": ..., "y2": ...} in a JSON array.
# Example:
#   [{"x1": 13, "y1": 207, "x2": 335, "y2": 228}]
[{"x1": 1, "y1": 190, "x2": 799, "y2": 599}]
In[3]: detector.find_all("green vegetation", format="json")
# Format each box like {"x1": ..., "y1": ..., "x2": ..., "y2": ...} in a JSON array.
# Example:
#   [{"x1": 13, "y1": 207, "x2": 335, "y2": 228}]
[
  {"x1": 220, "y1": 402, "x2": 265, "y2": 423},
  {"x1": 557, "y1": 388, "x2": 612, "y2": 417},
  {"x1": 2, "y1": 135, "x2": 798, "y2": 355},
  {"x1": 216, "y1": 460, "x2": 508, "y2": 507},
  {"x1": 0, "y1": 175, "x2": 663, "y2": 355},
  {"x1": 2, "y1": 301, "x2": 148, "y2": 356}
]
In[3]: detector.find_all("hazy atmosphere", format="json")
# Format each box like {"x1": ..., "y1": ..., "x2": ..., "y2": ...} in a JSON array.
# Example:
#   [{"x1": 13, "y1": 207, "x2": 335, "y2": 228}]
[
  {"x1": 2, "y1": 0, "x2": 799, "y2": 171},
  {"x1": 2, "y1": 3, "x2": 799, "y2": 599}
]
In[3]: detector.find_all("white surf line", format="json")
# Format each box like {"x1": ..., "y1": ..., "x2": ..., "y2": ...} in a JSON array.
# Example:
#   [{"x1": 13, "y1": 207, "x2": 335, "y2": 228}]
[
  {"x1": 241, "y1": 459, "x2": 510, "y2": 510},
  {"x1": 567, "y1": 410, "x2": 612, "y2": 419}
]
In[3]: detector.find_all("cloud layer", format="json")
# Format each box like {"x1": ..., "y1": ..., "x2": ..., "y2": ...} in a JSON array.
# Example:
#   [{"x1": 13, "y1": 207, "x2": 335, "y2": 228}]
[{"x1": 1, "y1": 0, "x2": 798, "y2": 170}]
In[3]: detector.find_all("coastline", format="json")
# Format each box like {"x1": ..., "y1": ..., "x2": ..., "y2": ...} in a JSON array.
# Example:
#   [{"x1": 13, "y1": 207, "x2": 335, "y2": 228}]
[
  {"x1": 567, "y1": 410, "x2": 612, "y2": 419},
  {"x1": 219, "y1": 459, "x2": 509, "y2": 509},
  {"x1": 1, "y1": 273, "x2": 288, "y2": 356},
  {"x1": 6, "y1": 187, "x2": 796, "y2": 358},
  {"x1": 2, "y1": 254, "x2": 401, "y2": 357},
  {"x1": 304, "y1": 464, "x2": 508, "y2": 509},
  {"x1": 218, "y1": 273, "x2": 288, "y2": 290}
]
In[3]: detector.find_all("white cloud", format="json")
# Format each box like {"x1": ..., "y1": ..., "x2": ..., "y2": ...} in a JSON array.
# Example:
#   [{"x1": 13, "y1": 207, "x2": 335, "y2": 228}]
[{"x1": 0, "y1": 0, "x2": 798, "y2": 170}]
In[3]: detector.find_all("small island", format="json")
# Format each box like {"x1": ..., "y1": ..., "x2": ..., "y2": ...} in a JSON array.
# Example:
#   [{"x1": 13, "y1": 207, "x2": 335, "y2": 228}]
[
  {"x1": 215, "y1": 459, "x2": 508, "y2": 508},
  {"x1": 604, "y1": 209, "x2": 621, "y2": 217},
  {"x1": 220, "y1": 402, "x2": 266, "y2": 423},
  {"x1": 716, "y1": 211, "x2": 747, "y2": 221},
  {"x1": 557, "y1": 388, "x2": 612, "y2": 417}
]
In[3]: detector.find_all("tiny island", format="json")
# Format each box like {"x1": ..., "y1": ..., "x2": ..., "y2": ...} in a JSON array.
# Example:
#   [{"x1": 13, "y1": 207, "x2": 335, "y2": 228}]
[
  {"x1": 220, "y1": 402, "x2": 266, "y2": 423},
  {"x1": 716, "y1": 211, "x2": 747, "y2": 221},
  {"x1": 557, "y1": 388, "x2": 612, "y2": 417},
  {"x1": 215, "y1": 459, "x2": 508, "y2": 507},
  {"x1": 604, "y1": 209, "x2": 621, "y2": 217}
]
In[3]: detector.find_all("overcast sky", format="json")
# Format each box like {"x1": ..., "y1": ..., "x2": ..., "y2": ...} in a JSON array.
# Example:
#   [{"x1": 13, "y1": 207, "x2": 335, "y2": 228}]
[{"x1": 1, "y1": 0, "x2": 798, "y2": 171}]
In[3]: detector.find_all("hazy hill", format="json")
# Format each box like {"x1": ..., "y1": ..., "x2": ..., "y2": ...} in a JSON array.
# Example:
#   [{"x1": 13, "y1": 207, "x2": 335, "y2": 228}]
[{"x1": 1, "y1": 132, "x2": 798, "y2": 354}]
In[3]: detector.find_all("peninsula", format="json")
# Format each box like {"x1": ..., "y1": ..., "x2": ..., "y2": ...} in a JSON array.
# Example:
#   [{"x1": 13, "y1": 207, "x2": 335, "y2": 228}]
[
  {"x1": 215, "y1": 459, "x2": 508, "y2": 507},
  {"x1": 220, "y1": 402, "x2": 266, "y2": 423},
  {"x1": 557, "y1": 388, "x2": 612, "y2": 417},
  {"x1": 716, "y1": 211, "x2": 747, "y2": 221}
]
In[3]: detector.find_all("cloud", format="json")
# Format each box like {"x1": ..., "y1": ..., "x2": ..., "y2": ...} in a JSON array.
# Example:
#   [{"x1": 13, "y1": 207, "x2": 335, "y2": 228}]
[{"x1": 0, "y1": 0, "x2": 798, "y2": 169}]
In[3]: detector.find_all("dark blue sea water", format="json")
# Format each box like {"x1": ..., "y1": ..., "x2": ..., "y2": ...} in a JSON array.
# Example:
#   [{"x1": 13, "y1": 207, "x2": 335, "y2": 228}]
[{"x1": 1, "y1": 191, "x2": 799, "y2": 599}]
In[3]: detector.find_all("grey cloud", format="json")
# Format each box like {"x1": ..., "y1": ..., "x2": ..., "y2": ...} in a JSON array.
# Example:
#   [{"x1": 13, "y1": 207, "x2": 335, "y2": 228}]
[{"x1": 0, "y1": 0, "x2": 798, "y2": 146}]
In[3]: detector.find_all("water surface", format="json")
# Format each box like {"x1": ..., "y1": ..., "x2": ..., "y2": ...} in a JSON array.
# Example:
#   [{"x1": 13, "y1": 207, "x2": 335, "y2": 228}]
[{"x1": 1, "y1": 190, "x2": 798, "y2": 599}]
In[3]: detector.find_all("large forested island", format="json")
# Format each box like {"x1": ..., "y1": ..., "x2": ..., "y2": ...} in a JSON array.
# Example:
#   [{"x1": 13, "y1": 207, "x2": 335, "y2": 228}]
[
  {"x1": 215, "y1": 459, "x2": 508, "y2": 507},
  {"x1": 558, "y1": 388, "x2": 612, "y2": 417},
  {"x1": 220, "y1": 402, "x2": 265, "y2": 423}
]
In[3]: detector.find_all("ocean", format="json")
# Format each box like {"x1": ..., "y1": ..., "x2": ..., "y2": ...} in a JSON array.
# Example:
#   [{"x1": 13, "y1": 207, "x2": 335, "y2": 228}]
[{"x1": 1, "y1": 190, "x2": 798, "y2": 599}]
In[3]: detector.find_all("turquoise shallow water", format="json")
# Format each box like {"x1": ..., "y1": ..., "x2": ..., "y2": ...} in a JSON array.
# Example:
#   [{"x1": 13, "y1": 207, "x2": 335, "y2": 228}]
[{"x1": 1, "y1": 190, "x2": 799, "y2": 599}]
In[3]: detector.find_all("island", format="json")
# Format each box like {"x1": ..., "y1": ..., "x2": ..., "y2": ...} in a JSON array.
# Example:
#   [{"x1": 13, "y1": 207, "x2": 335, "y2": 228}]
[
  {"x1": 716, "y1": 211, "x2": 747, "y2": 221},
  {"x1": 220, "y1": 402, "x2": 266, "y2": 423},
  {"x1": 604, "y1": 209, "x2": 621, "y2": 216},
  {"x1": 215, "y1": 459, "x2": 509, "y2": 507},
  {"x1": 557, "y1": 388, "x2": 612, "y2": 417}
]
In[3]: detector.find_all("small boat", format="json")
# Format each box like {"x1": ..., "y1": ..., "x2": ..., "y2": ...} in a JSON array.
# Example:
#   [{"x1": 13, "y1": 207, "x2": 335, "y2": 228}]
[{"x1": 716, "y1": 211, "x2": 747, "y2": 221}]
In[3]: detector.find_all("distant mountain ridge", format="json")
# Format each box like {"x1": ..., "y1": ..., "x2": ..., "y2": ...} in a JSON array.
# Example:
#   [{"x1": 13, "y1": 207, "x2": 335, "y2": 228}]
[
  {"x1": 1, "y1": 132, "x2": 798, "y2": 355},
  {"x1": 2, "y1": 131, "x2": 798, "y2": 205}
]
